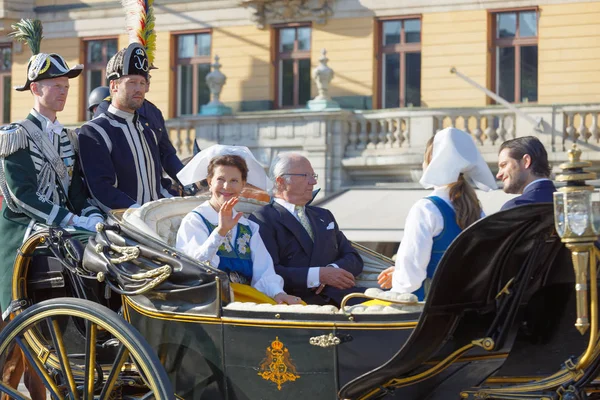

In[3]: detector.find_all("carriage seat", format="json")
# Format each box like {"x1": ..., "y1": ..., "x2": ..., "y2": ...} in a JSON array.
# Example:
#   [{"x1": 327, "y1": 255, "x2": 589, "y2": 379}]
[
  {"x1": 122, "y1": 195, "x2": 267, "y2": 248},
  {"x1": 224, "y1": 289, "x2": 422, "y2": 314}
]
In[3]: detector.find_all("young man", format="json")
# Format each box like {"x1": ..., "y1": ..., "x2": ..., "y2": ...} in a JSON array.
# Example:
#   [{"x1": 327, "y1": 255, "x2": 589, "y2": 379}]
[
  {"x1": 250, "y1": 153, "x2": 364, "y2": 306},
  {"x1": 79, "y1": 43, "x2": 168, "y2": 212},
  {"x1": 0, "y1": 42, "x2": 103, "y2": 319},
  {"x1": 497, "y1": 136, "x2": 556, "y2": 211}
]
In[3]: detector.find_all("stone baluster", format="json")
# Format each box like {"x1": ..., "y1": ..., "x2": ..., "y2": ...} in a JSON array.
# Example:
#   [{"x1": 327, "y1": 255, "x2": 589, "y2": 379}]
[
  {"x1": 185, "y1": 129, "x2": 193, "y2": 155},
  {"x1": 495, "y1": 116, "x2": 506, "y2": 144},
  {"x1": 357, "y1": 119, "x2": 367, "y2": 150},
  {"x1": 565, "y1": 112, "x2": 577, "y2": 142},
  {"x1": 402, "y1": 119, "x2": 410, "y2": 147},
  {"x1": 435, "y1": 116, "x2": 444, "y2": 133},
  {"x1": 367, "y1": 121, "x2": 378, "y2": 149},
  {"x1": 462, "y1": 116, "x2": 470, "y2": 136},
  {"x1": 484, "y1": 116, "x2": 494, "y2": 144},
  {"x1": 173, "y1": 128, "x2": 182, "y2": 154},
  {"x1": 506, "y1": 115, "x2": 516, "y2": 141},
  {"x1": 392, "y1": 118, "x2": 403, "y2": 148},
  {"x1": 378, "y1": 119, "x2": 388, "y2": 149},
  {"x1": 385, "y1": 118, "x2": 394, "y2": 148},
  {"x1": 450, "y1": 116, "x2": 457, "y2": 128},
  {"x1": 591, "y1": 113, "x2": 600, "y2": 143},
  {"x1": 578, "y1": 113, "x2": 590, "y2": 142},
  {"x1": 347, "y1": 119, "x2": 358, "y2": 151},
  {"x1": 473, "y1": 116, "x2": 485, "y2": 144}
]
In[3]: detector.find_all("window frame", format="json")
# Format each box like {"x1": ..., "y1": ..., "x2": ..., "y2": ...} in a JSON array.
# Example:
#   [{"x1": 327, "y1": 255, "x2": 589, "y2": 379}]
[
  {"x1": 375, "y1": 15, "x2": 422, "y2": 110},
  {"x1": 0, "y1": 44, "x2": 12, "y2": 124},
  {"x1": 171, "y1": 29, "x2": 213, "y2": 117},
  {"x1": 490, "y1": 7, "x2": 539, "y2": 104},
  {"x1": 80, "y1": 37, "x2": 119, "y2": 120},
  {"x1": 273, "y1": 22, "x2": 312, "y2": 109}
]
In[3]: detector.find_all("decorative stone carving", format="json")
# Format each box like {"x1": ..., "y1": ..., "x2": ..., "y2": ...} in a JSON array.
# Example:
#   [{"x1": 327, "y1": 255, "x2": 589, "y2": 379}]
[
  {"x1": 307, "y1": 49, "x2": 339, "y2": 111},
  {"x1": 200, "y1": 55, "x2": 232, "y2": 116},
  {"x1": 239, "y1": 0, "x2": 335, "y2": 29}
]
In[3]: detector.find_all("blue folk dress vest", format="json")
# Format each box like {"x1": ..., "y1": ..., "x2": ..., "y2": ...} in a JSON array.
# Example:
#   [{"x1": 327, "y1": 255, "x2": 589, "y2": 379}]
[
  {"x1": 195, "y1": 212, "x2": 254, "y2": 283},
  {"x1": 413, "y1": 196, "x2": 462, "y2": 301}
]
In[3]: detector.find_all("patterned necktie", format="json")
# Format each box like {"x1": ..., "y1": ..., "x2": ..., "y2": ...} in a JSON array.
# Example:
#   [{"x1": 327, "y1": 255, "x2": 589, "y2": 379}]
[{"x1": 295, "y1": 205, "x2": 314, "y2": 241}]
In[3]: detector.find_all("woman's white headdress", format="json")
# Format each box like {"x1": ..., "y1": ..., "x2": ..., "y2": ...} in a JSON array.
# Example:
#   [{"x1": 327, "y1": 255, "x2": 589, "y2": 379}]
[
  {"x1": 177, "y1": 145, "x2": 271, "y2": 191},
  {"x1": 420, "y1": 128, "x2": 497, "y2": 192}
]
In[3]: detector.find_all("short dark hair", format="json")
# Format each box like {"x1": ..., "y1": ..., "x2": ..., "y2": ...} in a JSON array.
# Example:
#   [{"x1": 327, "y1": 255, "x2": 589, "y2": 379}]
[
  {"x1": 207, "y1": 155, "x2": 248, "y2": 182},
  {"x1": 499, "y1": 136, "x2": 551, "y2": 177}
]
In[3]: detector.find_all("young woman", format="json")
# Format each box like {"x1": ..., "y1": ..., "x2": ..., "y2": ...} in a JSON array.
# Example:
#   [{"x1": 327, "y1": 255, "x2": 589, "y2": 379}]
[{"x1": 378, "y1": 128, "x2": 497, "y2": 300}]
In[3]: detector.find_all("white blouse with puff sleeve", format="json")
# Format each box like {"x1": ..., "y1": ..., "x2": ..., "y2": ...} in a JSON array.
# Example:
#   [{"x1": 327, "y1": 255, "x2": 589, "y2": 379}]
[
  {"x1": 176, "y1": 201, "x2": 285, "y2": 299},
  {"x1": 391, "y1": 187, "x2": 453, "y2": 294}
]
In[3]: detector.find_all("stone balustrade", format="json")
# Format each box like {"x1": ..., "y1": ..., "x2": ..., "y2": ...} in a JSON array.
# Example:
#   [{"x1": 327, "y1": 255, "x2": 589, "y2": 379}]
[{"x1": 165, "y1": 103, "x2": 600, "y2": 194}]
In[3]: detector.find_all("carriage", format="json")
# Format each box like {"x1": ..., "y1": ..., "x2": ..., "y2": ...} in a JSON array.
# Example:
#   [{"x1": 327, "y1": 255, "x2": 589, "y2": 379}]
[{"x1": 0, "y1": 190, "x2": 597, "y2": 399}]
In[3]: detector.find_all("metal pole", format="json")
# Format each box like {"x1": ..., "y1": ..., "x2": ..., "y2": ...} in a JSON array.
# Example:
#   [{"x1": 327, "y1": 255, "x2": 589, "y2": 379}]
[{"x1": 450, "y1": 67, "x2": 543, "y2": 132}]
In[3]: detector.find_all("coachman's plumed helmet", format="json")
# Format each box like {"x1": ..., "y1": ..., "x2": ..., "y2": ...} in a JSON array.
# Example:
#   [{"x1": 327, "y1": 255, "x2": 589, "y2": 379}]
[
  {"x1": 106, "y1": 43, "x2": 150, "y2": 82},
  {"x1": 9, "y1": 19, "x2": 83, "y2": 92}
]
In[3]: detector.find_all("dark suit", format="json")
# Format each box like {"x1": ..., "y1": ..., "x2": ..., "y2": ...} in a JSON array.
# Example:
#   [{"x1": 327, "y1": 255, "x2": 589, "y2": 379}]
[
  {"x1": 250, "y1": 201, "x2": 364, "y2": 306},
  {"x1": 501, "y1": 179, "x2": 556, "y2": 211}
]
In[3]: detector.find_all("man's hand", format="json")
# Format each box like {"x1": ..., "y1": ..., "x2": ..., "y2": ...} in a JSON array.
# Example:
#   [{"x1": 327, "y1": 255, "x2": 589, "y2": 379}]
[{"x1": 319, "y1": 266, "x2": 355, "y2": 290}]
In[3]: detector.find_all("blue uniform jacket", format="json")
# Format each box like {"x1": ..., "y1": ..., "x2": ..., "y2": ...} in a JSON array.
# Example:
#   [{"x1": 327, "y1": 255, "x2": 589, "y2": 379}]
[{"x1": 501, "y1": 179, "x2": 556, "y2": 211}]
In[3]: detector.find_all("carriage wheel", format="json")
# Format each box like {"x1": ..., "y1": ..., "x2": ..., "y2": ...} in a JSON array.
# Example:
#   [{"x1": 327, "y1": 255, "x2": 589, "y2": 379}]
[{"x1": 0, "y1": 298, "x2": 174, "y2": 399}]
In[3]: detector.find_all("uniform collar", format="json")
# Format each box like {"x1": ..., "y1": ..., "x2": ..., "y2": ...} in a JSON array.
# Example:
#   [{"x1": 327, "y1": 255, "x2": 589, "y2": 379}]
[
  {"x1": 108, "y1": 104, "x2": 136, "y2": 122},
  {"x1": 30, "y1": 108, "x2": 63, "y2": 136}
]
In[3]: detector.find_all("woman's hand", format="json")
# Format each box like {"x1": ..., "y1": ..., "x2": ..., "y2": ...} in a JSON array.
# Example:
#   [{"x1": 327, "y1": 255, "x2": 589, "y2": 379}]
[
  {"x1": 216, "y1": 197, "x2": 243, "y2": 236},
  {"x1": 377, "y1": 266, "x2": 395, "y2": 289},
  {"x1": 273, "y1": 292, "x2": 304, "y2": 305}
]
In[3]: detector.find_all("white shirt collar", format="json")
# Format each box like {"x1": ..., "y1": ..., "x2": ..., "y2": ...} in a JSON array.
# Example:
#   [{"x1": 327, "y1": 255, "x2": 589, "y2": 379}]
[
  {"x1": 274, "y1": 197, "x2": 302, "y2": 216},
  {"x1": 108, "y1": 104, "x2": 135, "y2": 121},
  {"x1": 31, "y1": 108, "x2": 63, "y2": 137},
  {"x1": 523, "y1": 178, "x2": 551, "y2": 193}
]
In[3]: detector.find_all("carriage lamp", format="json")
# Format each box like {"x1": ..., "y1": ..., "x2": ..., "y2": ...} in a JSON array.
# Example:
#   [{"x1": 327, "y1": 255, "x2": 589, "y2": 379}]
[{"x1": 554, "y1": 144, "x2": 598, "y2": 335}]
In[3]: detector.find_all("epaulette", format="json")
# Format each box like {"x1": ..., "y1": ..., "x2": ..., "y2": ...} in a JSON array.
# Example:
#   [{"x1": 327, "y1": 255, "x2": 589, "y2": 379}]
[{"x1": 0, "y1": 123, "x2": 28, "y2": 158}]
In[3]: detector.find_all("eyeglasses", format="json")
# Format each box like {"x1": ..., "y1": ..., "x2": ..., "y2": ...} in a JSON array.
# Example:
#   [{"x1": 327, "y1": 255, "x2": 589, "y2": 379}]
[{"x1": 282, "y1": 173, "x2": 318, "y2": 180}]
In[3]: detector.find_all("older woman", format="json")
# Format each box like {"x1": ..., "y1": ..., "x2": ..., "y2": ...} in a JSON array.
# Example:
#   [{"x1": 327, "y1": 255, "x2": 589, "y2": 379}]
[
  {"x1": 176, "y1": 145, "x2": 301, "y2": 305},
  {"x1": 378, "y1": 128, "x2": 497, "y2": 300}
]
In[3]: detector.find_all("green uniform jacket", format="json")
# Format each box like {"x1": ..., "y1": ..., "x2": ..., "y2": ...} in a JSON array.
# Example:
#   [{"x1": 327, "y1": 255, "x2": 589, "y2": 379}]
[{"x1": 0, "y1": 110, "x2": 102, "y2": 316}]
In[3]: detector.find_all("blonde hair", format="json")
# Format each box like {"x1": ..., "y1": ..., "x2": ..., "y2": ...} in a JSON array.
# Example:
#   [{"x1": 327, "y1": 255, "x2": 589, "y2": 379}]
[{"x1": 424, "y1": 137, "x2": 482, "y2": 229}]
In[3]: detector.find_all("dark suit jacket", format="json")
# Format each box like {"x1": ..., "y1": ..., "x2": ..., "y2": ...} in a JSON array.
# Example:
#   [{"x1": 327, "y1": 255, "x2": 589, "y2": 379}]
[
  {"x1": 501, "y1": 179, "x2": 556, "y2": 211},
  {"x1": 250, "y1": 202, "x2": 364, "y2": 305}
]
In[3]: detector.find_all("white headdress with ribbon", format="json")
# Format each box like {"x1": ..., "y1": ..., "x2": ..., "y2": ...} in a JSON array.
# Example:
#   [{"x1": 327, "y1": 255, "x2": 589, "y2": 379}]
[
  {"x1": 177, "y1": 145, "x2": 271, "y2": 191},
  {"x1": 419, "y1": 127, "x2": 497, "y2": 192}
]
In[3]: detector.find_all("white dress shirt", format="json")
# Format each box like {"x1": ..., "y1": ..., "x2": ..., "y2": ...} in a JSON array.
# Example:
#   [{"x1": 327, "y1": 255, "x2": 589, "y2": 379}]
[
  {"x1": 392, "y1": 187, "x2": 475, "y2": 294},
  {"x1": 176, "y1": 201, "x2": 285, "y2": 298},
  {"x1": 31, "y1": 109, "x2": 64, "y2": 141},
  {"x1": 274, "y1": 198, "x2": 339, "y2": 288}
]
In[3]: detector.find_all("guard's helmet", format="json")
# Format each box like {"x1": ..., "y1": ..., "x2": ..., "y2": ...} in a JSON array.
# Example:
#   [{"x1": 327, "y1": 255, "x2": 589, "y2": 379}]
[{"x1": 87, "y1": 86, "x2": 110, "y2": 112}]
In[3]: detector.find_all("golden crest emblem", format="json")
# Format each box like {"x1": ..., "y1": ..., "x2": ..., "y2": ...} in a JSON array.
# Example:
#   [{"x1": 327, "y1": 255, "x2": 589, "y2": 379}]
[{"x1": 257, "y1": 337, "x2": 300, "y2": 390}]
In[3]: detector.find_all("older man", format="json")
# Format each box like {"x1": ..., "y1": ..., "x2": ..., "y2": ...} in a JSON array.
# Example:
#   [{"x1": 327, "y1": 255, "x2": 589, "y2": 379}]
[
  {"x1": 250, "y1": 153, "x2": 364, "y2": 306},
  {"x1": 497, "y1": 136, "x2": 556, "y2": 211},
  {"x1": 79, "y1": 43, "x2": 167, "y2": 212}
]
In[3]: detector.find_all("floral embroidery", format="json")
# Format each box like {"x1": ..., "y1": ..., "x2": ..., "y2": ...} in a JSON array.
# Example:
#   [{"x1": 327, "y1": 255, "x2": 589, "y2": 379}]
[
  {"x1": 219, "y1": 231, "x2": 234, "y2": 253},
  {"x1": 237, "y1": 233, "x2": 251, "y2": 254}
]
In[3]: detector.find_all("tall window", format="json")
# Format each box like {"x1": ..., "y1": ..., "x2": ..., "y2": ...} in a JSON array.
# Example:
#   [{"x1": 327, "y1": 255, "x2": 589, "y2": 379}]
[
  {"x1": 276, "y1": 25, "x2": 311, "y2": 108},
  {"x1": 0, "y1": 45, "x2": 12, "y2": 124},
  {"x1": 84, "y1": 38, "x2": 118, "y2": 95},
  {"x1": 492, "y1": 10, "x2": 538, "y2": 103},
  {"x1": 175, "y1": 32, "x2": 211, "y2": 116},
  {"x1": 378, "y1": 18, "x2": 421, "y2": 109}
]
